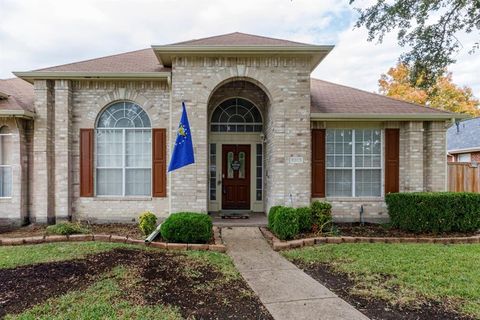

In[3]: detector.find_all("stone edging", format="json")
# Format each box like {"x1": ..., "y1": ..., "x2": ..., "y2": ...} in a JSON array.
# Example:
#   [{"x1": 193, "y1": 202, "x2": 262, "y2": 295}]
[
  {"x1": 0, "y1": 227, "x2": 226, "y2": 253},
  {"x1": 259, "y1": 227, "x2": 480, "y2": 251}
]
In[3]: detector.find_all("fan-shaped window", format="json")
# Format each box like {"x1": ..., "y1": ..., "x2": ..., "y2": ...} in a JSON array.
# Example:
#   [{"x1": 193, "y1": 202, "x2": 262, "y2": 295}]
[
  {"x1": 210, "y1": 98, "x2": 262, "y2": 132},
  {"x1": 0, "y1": 126, "x2": 13, "y2": 197},
  {"x1": 97, "y1": 101, "x2": 151, "y2": 128},
  {"x1": 95, "y1": 101, "x2": 152, "y2": 196}
]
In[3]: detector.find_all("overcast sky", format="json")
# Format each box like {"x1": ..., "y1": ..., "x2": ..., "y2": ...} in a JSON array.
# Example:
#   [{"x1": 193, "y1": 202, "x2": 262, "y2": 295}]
[{"x1": 0, "y1": 0, "x2": 478, "y2": 96}]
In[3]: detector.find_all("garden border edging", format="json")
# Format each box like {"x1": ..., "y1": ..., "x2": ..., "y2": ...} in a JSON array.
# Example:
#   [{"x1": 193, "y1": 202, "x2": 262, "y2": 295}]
[
  {"x1": 259, "y1": 227, "x2": 480, "y2": 251},
  {"x1": 0, "y1": 227, "x2": 226, "y2": 252}
]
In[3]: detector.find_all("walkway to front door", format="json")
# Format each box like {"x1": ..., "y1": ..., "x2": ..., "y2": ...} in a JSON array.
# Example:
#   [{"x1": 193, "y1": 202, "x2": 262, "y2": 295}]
[{"x1": 222, "y1": 227, "x2": 369, "y2": 320}]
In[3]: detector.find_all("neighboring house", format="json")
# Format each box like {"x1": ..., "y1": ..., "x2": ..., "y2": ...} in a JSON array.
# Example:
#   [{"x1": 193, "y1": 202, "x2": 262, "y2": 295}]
[
  {"x1": 447, "y1": 117, "x2": 480, "y2": 163},
  {"x1": 0, "y1": 32, "x2": 464, "y2": 228}
]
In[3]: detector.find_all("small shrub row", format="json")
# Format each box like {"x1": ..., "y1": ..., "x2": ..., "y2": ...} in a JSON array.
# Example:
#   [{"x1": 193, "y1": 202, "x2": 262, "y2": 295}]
[
  {"x1": 46, "y1": 222, "x2": 90, "y2": 235},
  {"x1": 268, "y1": 201, "x2": 333, "y2": 240},
  {"x1": 386, "y1": 192, "x2": 480, "y2": 233}
]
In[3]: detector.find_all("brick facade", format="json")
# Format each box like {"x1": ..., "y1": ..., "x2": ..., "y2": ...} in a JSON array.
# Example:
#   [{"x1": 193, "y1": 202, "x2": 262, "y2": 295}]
[{"x1": 0, "y1": 58, "x2": 450, "y2": 226}]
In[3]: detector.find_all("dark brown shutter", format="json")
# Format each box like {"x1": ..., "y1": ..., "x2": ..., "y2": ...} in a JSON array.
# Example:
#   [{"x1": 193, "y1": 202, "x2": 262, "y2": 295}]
[
  {"x1": 152, "y1": 128, "x2": 167, "y2": 197},
  {"x1": 312, "y1": 129, "x2": 326, "y2": 197},
  {"x1": 80, "y1": 129, "x2": 94, "y2": 197},
  {"x1": 385, "y1": 128, "x2": 400, "y2": 194}
]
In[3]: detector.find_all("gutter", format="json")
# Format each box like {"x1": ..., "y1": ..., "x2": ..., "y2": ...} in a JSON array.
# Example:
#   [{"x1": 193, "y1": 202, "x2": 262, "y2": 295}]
[
  {"x1": 448, "y1": 146, "x2": 480, "y2": 154},
  {"x1": 0, "y1": 110, "x2": 35, "y2": 119},
  {"x1": 151, "y1": 44, "x2": 334, "y2": 52},
  {"x1": 13, "y1": 71, "x2": 171, "y2": 83},
  {"x1": 310, "y1": 112, "x2": 468, "y2": 121}
]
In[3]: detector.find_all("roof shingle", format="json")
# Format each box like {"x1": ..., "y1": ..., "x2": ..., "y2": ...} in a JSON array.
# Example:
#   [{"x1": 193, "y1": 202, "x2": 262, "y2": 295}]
[
  {"x1": 310, "y1": 78, "x2": 453, "y2": 115},
  {"x1": 34, "y1": 48, "x2": 169, "y2": 73},
  {"x1": 165, "y1": 32, "x2": 314, "y2": 47},
  {"x1": 0, "y1": 78, "x2": 34, "y2": 113},
  {"x1": 447, "y1": 117, "x2": 480, "y2": 151}
]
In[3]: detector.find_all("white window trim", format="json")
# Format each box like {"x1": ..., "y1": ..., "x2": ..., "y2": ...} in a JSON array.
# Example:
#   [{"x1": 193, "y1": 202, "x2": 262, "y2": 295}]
[
  {"x1": 95, "y1": 127, "x2": 152, "y2": 197},
  {"x1": 457, "y1": 153, "x2": 471, "y2": 162},
  {"x1": 325, "y1": 129, "x2": 384, "y2": 199},
  {"x1": 0, "y1": 132, "x2": 13, "y2": 198}
]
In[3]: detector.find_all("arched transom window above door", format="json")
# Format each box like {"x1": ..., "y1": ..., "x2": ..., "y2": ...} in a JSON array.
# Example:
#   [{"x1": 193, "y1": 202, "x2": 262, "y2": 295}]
[{"x1": 210, "y1": 98, "x2": 263, "y2": 133}]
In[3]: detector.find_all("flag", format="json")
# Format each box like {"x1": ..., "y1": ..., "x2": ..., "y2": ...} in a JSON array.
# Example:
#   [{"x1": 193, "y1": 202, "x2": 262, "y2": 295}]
[{"x1": 168, "y1": 102, "x2": 195, "y2": 172}]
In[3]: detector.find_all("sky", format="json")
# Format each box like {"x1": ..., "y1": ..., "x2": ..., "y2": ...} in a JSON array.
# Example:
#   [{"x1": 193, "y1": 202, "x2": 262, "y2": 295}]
[{"x1": 0, "y1": 0, "x2": 478, "y2": 96}]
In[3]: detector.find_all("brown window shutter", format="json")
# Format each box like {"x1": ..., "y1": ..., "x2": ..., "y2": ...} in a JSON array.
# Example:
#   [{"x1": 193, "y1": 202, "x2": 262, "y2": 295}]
[
  {"x1": 152, "y1": 128, "x2": 167, "y2": 197},
  {"x1": 312, "y1": 129, "x2": 326, "y2": 197},
  {"x1": 80, "y1": 129, "x2": 94, "y2": 197},
  {"x1": 385, "y1": 128, "x2": 400, "y2": 194}
]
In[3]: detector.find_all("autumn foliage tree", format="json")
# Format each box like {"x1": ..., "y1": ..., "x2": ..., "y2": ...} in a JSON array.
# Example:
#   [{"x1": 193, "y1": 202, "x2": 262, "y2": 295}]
[{"x1": 379, "y1": 63, "x2": 480, "y2": 116}]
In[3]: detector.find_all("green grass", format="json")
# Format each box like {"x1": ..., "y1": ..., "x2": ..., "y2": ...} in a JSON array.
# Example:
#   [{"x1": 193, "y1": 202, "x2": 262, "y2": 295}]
[
  {"x1": 185, "y1": 250, "x2": 240, "y2": 281},
  {"x1": 5, "y1": 266, "x2": 183, "y2": 320},
  {"x1": 0, "y1": 242, "x2": 136, "y2": 269},
  {"x1": 283, "y1": 243, "x2": 480, "y2": 318}
]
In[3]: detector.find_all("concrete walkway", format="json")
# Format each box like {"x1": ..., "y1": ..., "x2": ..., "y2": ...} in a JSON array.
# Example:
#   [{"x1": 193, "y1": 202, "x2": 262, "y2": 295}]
[{"x1": 222, "y1": 227, "x2": 369, "y2": 320}]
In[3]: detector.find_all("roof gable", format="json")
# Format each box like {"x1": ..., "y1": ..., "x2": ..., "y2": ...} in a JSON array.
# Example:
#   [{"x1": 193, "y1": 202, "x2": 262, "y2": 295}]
[{"x1": 166, "y1": 32, "x2": 314, "y2": 47}]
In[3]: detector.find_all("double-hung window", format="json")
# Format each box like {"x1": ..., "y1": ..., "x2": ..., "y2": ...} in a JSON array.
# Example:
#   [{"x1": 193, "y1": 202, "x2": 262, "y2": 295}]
[
  {"x1": 95, "y1": 101, "x2": 152, "y2": 196},
  {"x1": 0, "y1": 126, "x2": 12, "y2": 198},
  {"x1": 326, "y1": 129, "x2": 382, "y2": 197}
]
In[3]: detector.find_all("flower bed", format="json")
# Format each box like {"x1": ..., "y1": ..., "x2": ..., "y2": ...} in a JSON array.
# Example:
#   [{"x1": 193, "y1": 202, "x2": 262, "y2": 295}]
[
  {"x1": 0, "y1": 227, "x2": 226, "y2": 252},
  {"x1": 260, "y1": 227, "x2": 480, "y2": 251}
]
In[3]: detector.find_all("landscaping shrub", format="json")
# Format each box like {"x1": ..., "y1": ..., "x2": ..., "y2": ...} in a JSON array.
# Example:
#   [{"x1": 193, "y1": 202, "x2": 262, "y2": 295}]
[
  {"x1": 296, "y1": 207, "x2": 312, "y2": 233},
  {"x1": 46, "y1": 222, "x2": 90, "y2": 235},
  {"x1": 267, "y1": 205, "x2": 284, "y2": 231},
  {"x1": 160, "y1": 212, "x2": 212, "y2": 243},
  {"x1": 310, "y1": 200, "x2": 332, "y2": 232},
  {"x1": 386, "y1": 192, "x2": 480, "y2": 233},
  {"x1": 272, "y1": 207, "x2": 299, "y2": 240},
  {"x1": 138, "y1": 211, "x2": 157, "y2": 236}
]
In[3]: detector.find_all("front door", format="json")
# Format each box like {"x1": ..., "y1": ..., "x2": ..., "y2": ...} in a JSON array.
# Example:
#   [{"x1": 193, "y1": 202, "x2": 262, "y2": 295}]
[{"x1": 222, "y1": 145, "x2": 250, "y2": 210}]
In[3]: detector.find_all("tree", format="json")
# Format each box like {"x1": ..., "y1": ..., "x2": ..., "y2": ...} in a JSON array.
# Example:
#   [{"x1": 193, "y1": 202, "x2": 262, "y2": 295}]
[
  {"x1": 351, "y1": 0, "x2": 480, "y2": 88},
  {"x1": 379, "y1": 63, "x2": 480, "y2": 116}
]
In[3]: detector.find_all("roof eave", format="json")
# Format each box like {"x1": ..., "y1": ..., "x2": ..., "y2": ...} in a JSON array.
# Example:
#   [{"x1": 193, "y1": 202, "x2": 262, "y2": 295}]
[
  {"x1": 448, "y1": 146, "x2": 480, "y2": 154},
  {"x1": 13, "y1": 71, "x2": 172, "y2": 83},
  {"x1": 310, "y1": 112, "x2": 466, "y2": 121},
  {"x1": 152, "y1": 45, "x2": 334, "y2": 69},
  {"x1": 0, "y1": 109, "x2": 35, "y2": 119}
]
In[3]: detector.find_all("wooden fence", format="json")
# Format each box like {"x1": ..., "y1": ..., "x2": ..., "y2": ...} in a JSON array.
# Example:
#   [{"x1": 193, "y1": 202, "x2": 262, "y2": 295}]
[{"x1": 448, "y1": 162, "x2": 480, "y2": 193}]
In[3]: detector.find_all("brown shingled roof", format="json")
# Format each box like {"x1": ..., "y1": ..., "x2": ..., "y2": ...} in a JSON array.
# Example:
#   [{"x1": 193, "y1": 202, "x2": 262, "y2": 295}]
[
  {"x1": 34, "y1": 48, "x2": 169, "y2": 73},
  {"x1": 166, "y1": 32, "x2": 314, "y2": 46},
  {"x1": 0, "y1": 78, "x2": 34, "y2": 113},
  {"x1": 310, "y1": 78, "x2": 453, "y2": 115}
]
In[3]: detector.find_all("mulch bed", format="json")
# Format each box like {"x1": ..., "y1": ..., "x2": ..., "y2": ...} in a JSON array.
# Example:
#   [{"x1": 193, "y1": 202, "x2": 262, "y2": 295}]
[
  {"x1": 293, "y1": 260, "x2": 475, "y2": 320},
  {"x1": 0, "y1": 248, "x2": 271, "y2": 319},
  {"x1": 296, "y1": 222, "x2": 479, "y2": 239},
  {"x1": 0, "y1": 224, "x2": 144, "y2": 240}
]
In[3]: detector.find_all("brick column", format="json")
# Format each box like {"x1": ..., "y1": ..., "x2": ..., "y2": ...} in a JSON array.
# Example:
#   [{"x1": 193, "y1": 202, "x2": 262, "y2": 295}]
[
  {"x1": 32, "y1": 80, "x2": 55, "y2": 224},
  {"x1": 424, "y1": 121, "x2": 448, "y2": 191},
  {"x1": 401, "y1": 121, "x2": 424, "y2": 192},
  {"x1": 54, "y1": 80, "x2": 73, "y2": 221}
]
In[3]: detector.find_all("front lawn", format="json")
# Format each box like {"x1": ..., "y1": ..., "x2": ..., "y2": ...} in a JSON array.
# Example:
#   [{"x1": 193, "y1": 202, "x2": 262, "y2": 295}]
[
  {"x1": 0, "y1": 242, "x2": 272, "y2": 319},
  {"x1": 283, "y1": 243, "x2": 480, "y2": 319}
]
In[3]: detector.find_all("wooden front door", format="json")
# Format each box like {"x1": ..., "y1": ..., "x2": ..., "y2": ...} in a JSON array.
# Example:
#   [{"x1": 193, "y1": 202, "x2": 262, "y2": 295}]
[{"x1": 222, "y1": 145, "x2": 250, "y2": 210}]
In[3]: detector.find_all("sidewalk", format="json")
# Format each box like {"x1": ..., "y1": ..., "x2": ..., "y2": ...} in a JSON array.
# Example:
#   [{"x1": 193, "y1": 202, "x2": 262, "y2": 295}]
[{"x1": 222, "y1": 227, "x2": 369, "y2": 320}]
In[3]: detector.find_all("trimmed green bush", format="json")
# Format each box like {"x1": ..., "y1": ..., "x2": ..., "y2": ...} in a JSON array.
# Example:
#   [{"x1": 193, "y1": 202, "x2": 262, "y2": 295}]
[
  {"x1": 138, "y1": 211, "x2": 157, "y2": 236},
  {"x1": 311, "y1": 200, "x2": 332, "y2": 232},
  {"x1": 268, "y1": 205, "x2": 284, "y2": 230},
  {"x1": 46, "y1": 222, "x2": 90, "y2": 235},
  {"x1": 272, "y1": 207, "x2": 299, "y2": 240},
  {"x1": 160, "y1": 212, "x2": 212, "y2": 243},
  {"x1": 386, "y1": 192, "x2": 480, "y2": 233},
  {"x1": 296, "y1": 207, "x2": 312, "y2": 233}
]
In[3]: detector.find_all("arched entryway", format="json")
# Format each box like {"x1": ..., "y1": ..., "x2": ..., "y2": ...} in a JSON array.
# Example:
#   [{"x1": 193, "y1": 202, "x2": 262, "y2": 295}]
[{"x1": 207, "y1": 79, "x2": 270, "y2": 214}]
